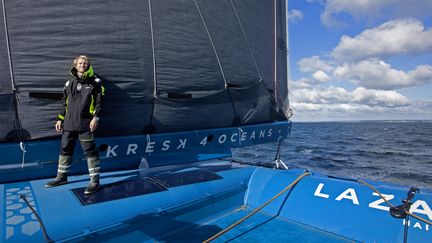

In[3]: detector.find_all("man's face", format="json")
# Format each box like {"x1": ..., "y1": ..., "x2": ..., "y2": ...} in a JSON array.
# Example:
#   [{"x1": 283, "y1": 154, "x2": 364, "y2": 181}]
[{"x1": 76, "y1": 58, "x2": 88, "y2": 74}]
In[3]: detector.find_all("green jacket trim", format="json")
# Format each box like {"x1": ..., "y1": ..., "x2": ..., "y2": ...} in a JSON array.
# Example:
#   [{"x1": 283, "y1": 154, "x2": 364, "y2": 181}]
[{"x1": 83, "y1": 66, "x2": 94, "y2": 79}]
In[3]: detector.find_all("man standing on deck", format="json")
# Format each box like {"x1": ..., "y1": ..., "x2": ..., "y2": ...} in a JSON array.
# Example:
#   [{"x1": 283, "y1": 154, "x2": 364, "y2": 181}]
[{"x1": 45, "y1": 55, "x2": 104, "y2": 195}]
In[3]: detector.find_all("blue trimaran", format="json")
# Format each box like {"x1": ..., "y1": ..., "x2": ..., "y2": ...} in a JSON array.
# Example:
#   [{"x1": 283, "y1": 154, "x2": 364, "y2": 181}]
[{"x1": 1, "y1": 0, "x2": 431, "y2": 242}]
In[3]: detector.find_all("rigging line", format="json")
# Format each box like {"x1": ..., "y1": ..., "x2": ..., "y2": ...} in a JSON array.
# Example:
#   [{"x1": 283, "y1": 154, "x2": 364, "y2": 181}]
[
  {"x1": 358, "y1": 180, "x2": 432, "y2": 226},
  {"x1": 258, "y1": 80, "x2": 287, "y2": 119},
  {"x1": 145, "y1": 0, "x2": 157, "y2": 130},
  {"x1": 273, "y1": 138, "x2": 282, "y2": 160},
  {"x1": 19, "y1": 195, "x2": 54, "y2": 243},
  {"x1": 273, "y1": 138, "x2": 288, "y2": 170},
  {"x1": 203, "y1": 171, "x2": 310, "y2": 243},
  {"x1": 2, "y1": 0, "x2": 24, "y2": 141},
  {"x1": 1, "y1": 0, "x2": 15, "y2": 91},
  {"x1": 229, "y1": 0, "x2": 262, "y2": 80},
  {"x1": 148, "y1": 0, "x2": 157, "y2": 98},
  {"x1": 193, "y1": 0, "x2": 239, "y2": 122},
  {"x1": 192, "y1": 0, "x2": 227, "y2": 88},
  {"x1": 145, "y1": 176, "x2": 169, "y2": 189}
]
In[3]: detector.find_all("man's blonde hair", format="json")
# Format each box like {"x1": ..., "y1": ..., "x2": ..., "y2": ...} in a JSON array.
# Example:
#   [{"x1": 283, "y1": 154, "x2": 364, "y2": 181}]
[{"x1": 73, "y1": 55, "x2": 90, "y2": 67}]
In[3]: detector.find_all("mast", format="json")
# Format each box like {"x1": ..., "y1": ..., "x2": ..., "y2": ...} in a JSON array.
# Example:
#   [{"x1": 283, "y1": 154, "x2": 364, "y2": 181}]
[
  {"x1": 285, "y1": 0, "x2": 292, "y2": 118},
  {"x1": 274, "y1": 0, "x2": 277, "y2": 106}
]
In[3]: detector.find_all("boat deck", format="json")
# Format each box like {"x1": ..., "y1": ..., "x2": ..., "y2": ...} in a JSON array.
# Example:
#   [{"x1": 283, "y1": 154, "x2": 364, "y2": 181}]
[
  {"x1": 72, "y1": 207, "x2": 355, "y2": 242},
  {"x1": 187, "y1": 208, "x2": 355, "y2": 242},
  {"x1": 2, "y1": 162, "x2": 431, "y2": 242}
]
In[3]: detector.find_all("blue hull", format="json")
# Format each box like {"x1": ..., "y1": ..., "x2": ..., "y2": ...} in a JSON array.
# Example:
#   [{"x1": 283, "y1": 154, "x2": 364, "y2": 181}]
[
  {"x1": 0, "y1": 121, "x2": 291, "y2": 184},
  {"x1": 2, "y1": 162, "x2": 431, "y2": 242}
]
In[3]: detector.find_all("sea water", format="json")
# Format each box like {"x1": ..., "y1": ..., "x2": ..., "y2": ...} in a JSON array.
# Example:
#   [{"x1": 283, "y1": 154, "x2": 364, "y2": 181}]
[{"x1": 233, "y1": 121, "x2": 432, "y2": 189}]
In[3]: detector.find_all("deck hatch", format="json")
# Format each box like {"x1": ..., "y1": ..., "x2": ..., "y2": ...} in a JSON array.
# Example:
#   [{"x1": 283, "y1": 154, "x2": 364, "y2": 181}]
[
  {"x1": 72, "y1": 169, "x2": 222, "y2": 205},
  {"x1": 72, "y1": 176, "x2": 166, "y2": 205},
  {"x1": 150, "y1": 168, "x2": 222, "y2": 187}
]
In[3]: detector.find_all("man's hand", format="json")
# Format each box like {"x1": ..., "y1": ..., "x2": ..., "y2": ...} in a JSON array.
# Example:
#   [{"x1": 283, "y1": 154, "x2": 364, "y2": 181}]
[
  {"x1": 55, "y1": 120, "x2": 62, "y2": 132},
  {"x1": 90, "y1": 117, "x2": 99, "y2": 132}
]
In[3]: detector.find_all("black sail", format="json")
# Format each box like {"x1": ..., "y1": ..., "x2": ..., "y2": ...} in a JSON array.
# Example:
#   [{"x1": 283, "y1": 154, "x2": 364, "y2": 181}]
[
  {"x1": 0, "y1": 1, "x2": 17, "y2": 141},
  {"x1": 0, "y1": 0, "x2": 288, "y2": 141}
]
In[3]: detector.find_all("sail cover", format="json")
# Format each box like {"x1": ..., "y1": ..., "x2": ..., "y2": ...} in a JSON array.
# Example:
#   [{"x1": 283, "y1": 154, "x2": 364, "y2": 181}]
[{"x1": 0, "y1": 0, "x2": 288, "y2": 141}]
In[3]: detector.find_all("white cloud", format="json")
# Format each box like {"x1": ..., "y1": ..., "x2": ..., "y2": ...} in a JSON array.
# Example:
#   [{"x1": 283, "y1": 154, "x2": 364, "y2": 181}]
[
  {"x1": 333, "y1": 59, "x2": 432, "y2": 90},
  {"x1": 288, "y1": 1, "x2": 432, "y2": 121},
  {"x1": 288, "y1": 85, "x2": 431, "y2": 121},
  {"x1": 291, "y1": 85, "x2": 409, "y2": 107},
  {"x1": 290, "y1": 72, "x2": 330, "y2": 87},
  {"x1": 312, "y1": 70, "x2": 330, "y2": 83},
  {"x1": 409, "y1": 65, "x2": 432, "y2": 85},
  {"x1": 292, "y1": 102, "x2": 322, "y2": 111},
  {"x1": 290, "y1": 78, "x2": 312, "y2": 89},
  {"x1": 351, "y1": 87, "x2": 410, "y2": 107},
  {"x1": 291, "y1": 100, "x2": 432, "y2": 121},
  {"x1": 321, "y1": 0, "x2": 432, "y2": 27},
  {"x1": 332, "y1": 19, "x2": 432, "y2": 61},
  {"x1": 288, "y1": 9, "x2": 303, "y2": 23},
  {"x1": 292, "y1": 86, "x2": 350, "y2": 105},
  {"x1": 297, "y1": 56, "x2": 334, "y2": 73}
]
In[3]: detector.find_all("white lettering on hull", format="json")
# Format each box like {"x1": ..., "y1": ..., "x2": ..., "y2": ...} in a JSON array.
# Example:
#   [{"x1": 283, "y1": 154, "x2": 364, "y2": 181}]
[
  {"x1": 103, "y1": 128, "x2": 283, "y2": 157},
  {"x1": 369, "y1": 193, "x2": 394, "y2": 211},
  {"x1": 313, "y1": 183, "x2": 432, "y2": 232},
  {"x1": 335, "y1": 188, "x2": 359, "y2": 205},
  {"x1": 106, "y1": 145, "x2": 118, "y2": 157},
  {"x1": 127, "y1": 144, "x2": 138, "y2": 155},
  {"x1": 314, "y1": 183, "x2": 330, "y2": 198}
]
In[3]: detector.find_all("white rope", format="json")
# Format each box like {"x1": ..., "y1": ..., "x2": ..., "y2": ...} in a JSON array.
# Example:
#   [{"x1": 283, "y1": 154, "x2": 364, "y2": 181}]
[
  {"x1": 229, "y1": 0, "x2": 262, "y2": 80},
  {"x1": 146, "y1": 134, "x2": 152, "y2": 156},
  {"x1": 20, "y1": 142, "x2": 26, "y2": 168},
  {"x1": 1, "y1": 0, "x2": 15, "y2": 90},
  {"x1": 148, "y1": 0, "x2": 157, "y2": 98},
  {"x1": 237, "y1": 127, "x2": 243, "y2": 146},
  {"x1": 276, "y1": 137, "x2": 288, "y2": 169},
  {"x1": 193, "y1": 0, "x2": 228, "y2": 88}
]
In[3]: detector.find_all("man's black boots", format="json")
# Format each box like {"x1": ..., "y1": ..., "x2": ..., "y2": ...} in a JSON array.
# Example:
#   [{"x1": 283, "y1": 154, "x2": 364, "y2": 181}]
[
  {"x1": 84, "y1": 157, "x2": 100, "y2": 195},
  {"x1": 84, "y1": 181, "x2": 100, "y2": 195},
  {"x1": 45, "y1": 155, "x2": 71, "y2": 188},
  {"x1": 45, "y1": 173, "x2": 68, "y2": 188}
]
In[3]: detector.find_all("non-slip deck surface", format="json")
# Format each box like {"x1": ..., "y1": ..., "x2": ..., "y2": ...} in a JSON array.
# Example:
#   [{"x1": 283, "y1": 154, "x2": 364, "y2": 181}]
[
  {"x1": 169, "y1": 208, "x2": 357, "y2": 243},
  {"x1": 71, "y1": 207, "x2": 357, "y2": 242}
]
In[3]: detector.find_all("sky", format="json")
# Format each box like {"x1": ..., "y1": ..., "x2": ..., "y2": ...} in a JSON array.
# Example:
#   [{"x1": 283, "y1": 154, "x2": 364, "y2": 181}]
[{"x1": 288, "y1": 0, "x2": 432, "y2": 121}]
